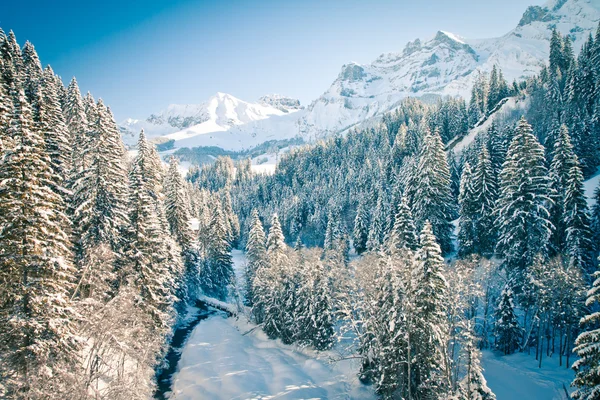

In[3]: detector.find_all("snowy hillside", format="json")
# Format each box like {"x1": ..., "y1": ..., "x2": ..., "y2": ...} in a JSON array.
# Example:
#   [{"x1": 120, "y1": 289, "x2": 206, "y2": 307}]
[
  {"x1": 299, "y1": 0, "x2": 599, "y2": 139},
  {"x1": 121, "y1": 0, "x2": 598, "y2": 151},
  {"x1": 120, "y1": 92, "x2": 300, "y2": 147}
]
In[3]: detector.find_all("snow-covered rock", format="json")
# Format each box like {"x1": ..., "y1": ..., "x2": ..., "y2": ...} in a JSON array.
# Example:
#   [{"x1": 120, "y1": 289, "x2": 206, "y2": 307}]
[
  {"x1": 121, "y1": 0, "x2": 599, "y2": 151},
  {"x1": 299, "y1": 0, "x2": 599, "y2": 139},
  {"x1": 258, "y1": 94, "x2": 303, "y2": 112},
  {"x1": 119, "y1": 92, "x2": 292, "y2": 147}
]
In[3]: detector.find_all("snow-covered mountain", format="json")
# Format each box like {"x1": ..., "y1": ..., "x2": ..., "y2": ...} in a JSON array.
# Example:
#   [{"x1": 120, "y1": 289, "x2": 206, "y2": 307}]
[
  {"x1": 120, "y1": 92, "x2": 300, "y2": 147},
  {"x1": 299, "y1": 0, "x2": 599, "y2": 138},
  {"x1": 121, "y1": 0, "x2": 599, "y2": 151}
]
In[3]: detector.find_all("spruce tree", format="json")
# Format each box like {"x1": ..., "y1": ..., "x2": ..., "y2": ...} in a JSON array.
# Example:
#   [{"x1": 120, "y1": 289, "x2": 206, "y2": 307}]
[
  {"x1": 63, "y1": 78, "x2": 89, "y2": 174},
  {"x1": 411, "y1": 128, "x2": 455, "y2": 254},
  {"x1": 459, "y1": 323, "x2": 496, "y2": 400},
  {"x1": 494, "y1": 285, "x2": 521, "y2": 355},
  {"x1": 572, "y1": 266, "x2": 600, "y2": 400},
  {"x1": 549, "y1": 125, "x2": 578, "y2": 256},
  {"x1": 164, "y1": 157, "x2": 194, "y2": 250},
  {"x1": 496, "y1": 117, "x2": 552, "y2": 281},
  {"x1": 353, "y1": 198, "x2": 369, "y2": 254},
  {"x1": 202, "y1": 203, "x2": 233, "y2": 301},
  {"x1": 411, "y1": 221, "x2": 450, "y2": 398},
  {"x1": 564, "y1": 162, "x2": 593, "y2": 271},
  {"x1": 388, "y1": 195, "x2": 418, "y2": 252},
  {"x1": 0, "y1": 87, "x2": 79, "y2": 397},
  {"x1": 472, "y1": 145, "x2": 498, "y2": 255},
  {"x1": 245, "y1": 209, "x2": 267, "y2": 308},
  {"x1": 458, "y1": 162, "x2": 477, "y2": 257}
]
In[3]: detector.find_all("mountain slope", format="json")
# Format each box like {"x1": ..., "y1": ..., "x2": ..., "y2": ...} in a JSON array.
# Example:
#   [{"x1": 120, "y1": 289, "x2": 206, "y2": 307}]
[
  {"x1": 120, "y1": 92, "x2": 299, "y2": 147},
  {"x1": 299, "y1": 0, "x2": 599, "y2": 139},
  {"x1": 121, "y1": 0, "x2": 599, "y2": 152}
]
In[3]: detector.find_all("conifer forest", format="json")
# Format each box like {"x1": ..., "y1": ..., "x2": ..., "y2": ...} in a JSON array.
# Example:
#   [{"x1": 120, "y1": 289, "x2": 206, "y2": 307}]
[{"x1": 2, "y1": 2, "x2": 600, "y2": 399}]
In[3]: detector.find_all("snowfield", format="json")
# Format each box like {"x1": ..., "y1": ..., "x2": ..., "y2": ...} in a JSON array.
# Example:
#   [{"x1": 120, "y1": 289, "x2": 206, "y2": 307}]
[
  {"x1": 170, "y1": 315, "x2": 375, "y2": 400},
  {"x1": 169, "y1": 250, "x2": 375, "y2": 399},
  {"x1": 483, "y1": 350, "x2": 574, "y2": 400}
]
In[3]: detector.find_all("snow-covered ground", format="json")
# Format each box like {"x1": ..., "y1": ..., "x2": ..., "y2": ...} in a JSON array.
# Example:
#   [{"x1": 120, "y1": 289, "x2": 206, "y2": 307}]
[
  {"x1": 169, "y1": 249, "x2": 375, "y2": 399},
  {"x1": 170, "y1": 315, "x2": 374, "y2": 400},
  {"x1": 483, "y1": 350, "x2": 574, "y2": 400}
]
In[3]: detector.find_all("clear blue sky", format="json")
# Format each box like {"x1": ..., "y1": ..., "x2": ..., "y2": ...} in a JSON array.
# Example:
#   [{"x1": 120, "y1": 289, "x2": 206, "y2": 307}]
[{"x1": 1, "y1": 0, "x2": 544, "y2": 120}]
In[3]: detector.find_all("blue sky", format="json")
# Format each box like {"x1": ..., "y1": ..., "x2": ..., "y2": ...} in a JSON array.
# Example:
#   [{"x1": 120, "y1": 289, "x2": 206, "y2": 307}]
[{"x1": 1, "y1": 0, "x2": 544, "y2": 120}]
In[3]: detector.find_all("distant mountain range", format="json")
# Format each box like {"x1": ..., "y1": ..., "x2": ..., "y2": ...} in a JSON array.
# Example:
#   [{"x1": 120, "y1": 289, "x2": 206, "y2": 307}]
[{"x1": 120, "y1": 0, "x2": 600, "y2": 152}]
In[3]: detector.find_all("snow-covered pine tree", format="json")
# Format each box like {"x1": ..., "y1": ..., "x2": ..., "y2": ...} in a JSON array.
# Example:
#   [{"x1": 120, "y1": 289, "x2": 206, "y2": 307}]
[
  {"x1": 353, "y1": 197, "x2": 369, "y2": 255},
  {"x1": 411, "y1": 128, "x2": 455, "y2": 254},
  {"x1": 472, "y1": 145, "x2": 498, "y2": 256},
  {"x1": 495, "y1": 117, "x2": 552, "y2": 282},
  {"x1": 36, "y1": 66, "x2": 72, "y2": 187},
  {"x1": 20, "y1": 41, "x2": 41, "y2": 104},
  {"x1": 201, "y1": 203, "x2": 233, "y2": 301},
  {"x1": 411, "y1": 221, "x2": 450, "y2": 398},
  {"x1": 246, "y1": 209, "x2": 267, "y2": 309},
  {"x1": 367, "y1": 184, "x2": 388, "y2": 251},
  {"x1": 293, "y1": 248, "x2": 335, "y2": 350},
  {"x1": 572, "y1": 264, "x2": 600, "y2": 400},
  {"x1": 71, "y1": 98, "x2": 129, "y2": 274},
  {"x1": 458, "y1": 162, "x2": 477, "y2": 257},
  {"x1": 124, "y1": 133, "x2": 175, "y2": 331},
  {"x1": 458, "y1": 322, "x2": 496, "y2": 400},
  {"x1": 164, "y1": 157, "x2": 194, "y2": 250},
  {"x1": 0, "y1": 87, "x2": 79, "y2": 398},
  {"x1": 63, "y1": 78, "x2": 89, "y2": 175},
  {"x1": 564, "y1": 162, "x2": 593, "y2": 271},
  {"x1": 388, "y1": 194, "x2": 418, "y2": 252},
  {"x1": 494, "y1": 285, "x2": 522, "y2": 355},
  {"x1": 549, "y1": 124, "x2": 578, "y2": 256}
]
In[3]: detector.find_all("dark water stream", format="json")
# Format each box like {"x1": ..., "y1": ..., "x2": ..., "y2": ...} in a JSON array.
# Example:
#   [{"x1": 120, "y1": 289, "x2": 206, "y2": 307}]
[{"x1": 154, "y1": 300, "x2": 217, "y2": 399}]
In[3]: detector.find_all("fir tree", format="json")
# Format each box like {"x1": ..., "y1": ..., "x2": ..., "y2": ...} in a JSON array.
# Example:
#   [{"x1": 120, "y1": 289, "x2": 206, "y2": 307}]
[
  {"x1": 564, "y1": 162, "x2": 593, "y2": 271},
  {"x1": 201, "y1": 203, "x2": 233, "y2": 301},
  {"x1": 411, "y1": 128, "x2": 455, "y2": 254},
  {"x1": 472, "y1": 145, "x2": 498, "y2": 255},
  {"x1": 572, "y1": 266, "x2": 600, "y2": 400},
  {"x1": 494, "y1": 285, "x2": 522, "y2": 355},
  {"x1": 411, "y1": 221, "x2": 450, "y2": 398},
  {"x1": 496, "y1": 117, "x2": 552, "y2": 281},
  {"x1": 0, "y1": 87, "x2": 79, "y2": 397},
  {"x1": 388, "y1": 195, "x2": 418, "y2": 252},
  {"x1": 353, "y1": 198, "x2": 369, "y2": 255},
  {"x1": 458, "y1": 162, "x2": 477, "y2": 257},
  {"x1": 245, "y1": 209, "x2": 267, "y2": 308}
]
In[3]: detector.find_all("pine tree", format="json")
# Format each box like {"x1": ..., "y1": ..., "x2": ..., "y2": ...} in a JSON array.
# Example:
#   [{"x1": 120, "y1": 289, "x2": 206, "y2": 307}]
[
  {"x1": 245, "y1": 209, "x2": 267, "y2": 308},
  {"x1": 411, "y1": 128, "x2": 455, "y2": 254},
  {"x1": 572, "y1": 265, "x2": 600, "y2": 400},
  {"x1": 458, "y1": 162, "x2": 477, "y2": 257},
  {"x1": 63, "y1": 78, "x2": 89, "y2": 175},
  {"x1": 496, "y1": 117, "x2": 552, "y2": 281},
  {"x1": 71, "y1": 98, "x2": 129, "y2": 271},
  {"x1": 472, "y1": 145, "x2": 498, "y2": 256},
  {"x1": 353, "y1": 198, "x2": 369, "y2": 254},
  {"x1": 367, "y1": 188, "x2": 387, "y2": 251},
  {"x1": 124, "y1": 134, "x2": 175, "y2": 330},
  {"x1": 20, "y1": 41, "x2": 42, "y2": 104},
  {"x1": 411, "y1": 221, "x2": 450, "y2": 398},
  {"x1": 388, "y1": 195, "x2": 418, "y2": 252},
  {"x1": 0, "y1": 87, "x2": 79, "y2": 397},
  {"x1": 549, "y1": 125, "x2": 578, "y2": 256},
  {"x1": 164, "y1": 157, "x2": 194, "y2": 250},
  {"x1": 200, "y1": 203, "x2": 233, "y2": 301},
  {"x1": 494, "y1": 285, "x2": 522, "y2": 355},
  {"x1": 564, "y1": 162, "x2": 593, "y2": 271},
  {"x1": 458, "y1": 322, "x2": 496, "y2": 400}
]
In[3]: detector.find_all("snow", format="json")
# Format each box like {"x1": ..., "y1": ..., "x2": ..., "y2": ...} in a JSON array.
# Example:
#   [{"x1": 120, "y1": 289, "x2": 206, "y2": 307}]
[
  {"x1": 170, "y1": 316, "x2": 374, "y2": 400},
  {"x1": 584, "y1": 167, "x2": 600, "y2": 207},
  {"x1": 449, "y1": 96, "x2": 526, "y2": 155},
  {"x1": 169, "y1": 249, "x2": 375, "y2": 400},
  {"x1": 482, "y1": 350, "x2": 574, "y2": 400},
  {"x1": 121, "y1": 0, "x2": 598, "y2": 151}
]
